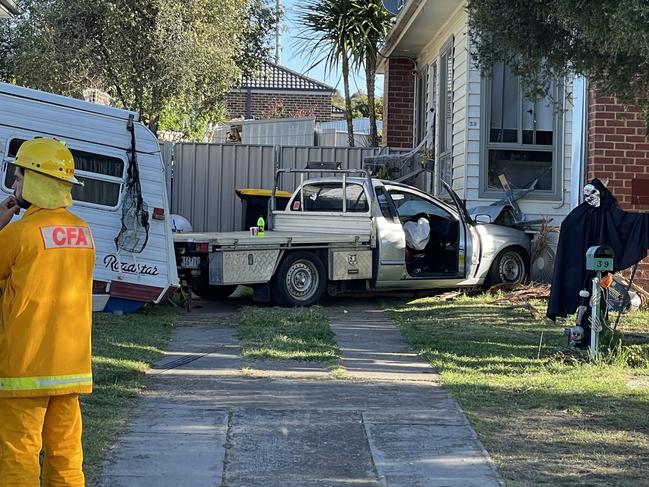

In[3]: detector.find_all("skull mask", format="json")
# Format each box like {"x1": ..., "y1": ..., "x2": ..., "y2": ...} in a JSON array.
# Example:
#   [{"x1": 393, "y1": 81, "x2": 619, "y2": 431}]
[
  {"x1": 570, "y1": 325, "x2": 584, "y2": 343},
  {"x1": 584, "y1": 184, "x2": 600, "y2": 207}
]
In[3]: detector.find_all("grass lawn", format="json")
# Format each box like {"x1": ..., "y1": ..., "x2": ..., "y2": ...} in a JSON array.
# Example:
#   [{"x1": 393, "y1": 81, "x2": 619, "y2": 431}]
[
  {"x1": 82, "y1": 304, "x2": 175, "y2": 485},
  {"x1": 238, "y1": 306, "x2": 340, "y2": 363},
  {"x1": 388, "y1": 293, "x2": 649, "y2": 486}
]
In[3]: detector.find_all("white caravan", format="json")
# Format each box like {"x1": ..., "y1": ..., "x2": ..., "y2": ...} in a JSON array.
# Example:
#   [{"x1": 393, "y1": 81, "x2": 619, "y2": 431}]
[{"x1": 0, "y1": 82, "x2": 178, "y2": 312}]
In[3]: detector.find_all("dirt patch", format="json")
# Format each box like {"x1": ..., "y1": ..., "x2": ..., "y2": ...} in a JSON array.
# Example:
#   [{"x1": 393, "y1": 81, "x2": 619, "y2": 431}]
[{"x1": 627, "y1": 376, "x2": 649, "y2": 389}]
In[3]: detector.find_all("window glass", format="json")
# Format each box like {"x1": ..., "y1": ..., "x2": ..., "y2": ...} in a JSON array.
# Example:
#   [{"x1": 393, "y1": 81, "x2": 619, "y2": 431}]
[
  {"x1": 4, "y1": 138, "x2": 124, "y2": 207},
  {"x1": 73, "y1": 149, "x2": 124, "y2": 177},
  {"x1": 487, "y1": 150, "x2": 552, "y2": 191},
  {"x1": 375, "y1": 186, "x2": 397, "y2": 221},
  {"x1": 301, "y1": 183, "x2": 368, "y2": 213},
  {"x1": 429, "y1": 61, "x2": 437, "y2": 149},
  {"x1": 490, "y1": 63, "x2": 519, "y2": 143},
  {"x1": 388, "y1": 190, "x2": 451, "y2": 219},
  {"x1": 415, "y1": 65, "x2": 429, "y2": 144},
  {"x1": 522, "y1": 80, "x2": 555, "y2": 146},
  {"x1": 71, "y1": 177, "x2": 122, "y2": 206},
  {"x1": 486, "y1": 63, "x2": 558, "y2": 194},
  {"x1": 439, "y1": 41, "x2": 454, "y2": 154}
]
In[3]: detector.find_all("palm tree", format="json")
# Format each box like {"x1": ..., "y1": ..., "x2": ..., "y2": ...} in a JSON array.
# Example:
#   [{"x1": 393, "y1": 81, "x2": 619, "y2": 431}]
[
  {"x1": 349, "y1": 1, "x2": 393, "y2": 147},
  {"x1": 294, "y1": 0, "x2": 359, "y2": 146}
]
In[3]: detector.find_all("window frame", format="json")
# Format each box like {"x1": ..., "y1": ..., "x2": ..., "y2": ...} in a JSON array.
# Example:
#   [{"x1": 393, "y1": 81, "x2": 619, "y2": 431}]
[
  {"x1": 385, "y1": 186, "x2": 459, "y2": 222},
  {"x1": 480, "y1": 66, "x2": 564, "y2": 201},
  {"x1": 375, "y1": 186, "x2": 399, "y2": 223},
  {"x1": 429, "y1": 60, "x2": 438, "y2": 145},
  {"x1": 415, "y1": 64, "x2": 429, "y2": 145},
  {"x1": 2, "y1": 137, "x2": 126, "y2": 211},
  {"x1": 288, "y1": 181, "x2": 370, "y2": 215},
  {"x1": 437, "y1": 37, "x2": 454, "y2": 195}
]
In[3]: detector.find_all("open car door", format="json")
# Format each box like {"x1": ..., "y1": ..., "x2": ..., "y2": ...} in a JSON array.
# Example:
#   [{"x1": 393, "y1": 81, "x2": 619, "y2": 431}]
[{"x1": 441, "y1": 181, "x2": 480, "y2": 279}]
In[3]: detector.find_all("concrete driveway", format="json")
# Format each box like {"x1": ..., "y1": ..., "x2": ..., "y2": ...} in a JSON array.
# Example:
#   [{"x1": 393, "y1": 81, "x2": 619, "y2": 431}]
[{"x1": 98, "y1": 296, "x2": 504, "y2": 487}]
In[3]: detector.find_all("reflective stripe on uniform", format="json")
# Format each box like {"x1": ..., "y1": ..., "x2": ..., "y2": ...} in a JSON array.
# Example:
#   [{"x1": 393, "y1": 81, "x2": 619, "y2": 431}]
[{"x1": 0, "y1": 373, "x2": 92, "y2": 391}]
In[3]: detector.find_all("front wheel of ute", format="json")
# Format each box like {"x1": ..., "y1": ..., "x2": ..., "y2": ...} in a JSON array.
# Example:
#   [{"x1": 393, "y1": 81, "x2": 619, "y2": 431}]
[
  {"x1": 271, "y1": 252, "x2": 325, "y2": 307},
  {"x1": 486, "y1": 248, "x2": 528, "y2": 287}
]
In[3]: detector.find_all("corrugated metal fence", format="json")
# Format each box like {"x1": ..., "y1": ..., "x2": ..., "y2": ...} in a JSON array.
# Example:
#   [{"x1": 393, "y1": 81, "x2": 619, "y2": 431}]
[{"x1": 166, "y1": 142, "x2": 420, "y2": 232}]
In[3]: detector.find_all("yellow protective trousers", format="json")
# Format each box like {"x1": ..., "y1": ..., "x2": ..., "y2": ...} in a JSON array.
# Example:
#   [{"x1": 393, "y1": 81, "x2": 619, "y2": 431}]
[{"x1": 0, "y1": 394, "x2": 84, "y2": 486}]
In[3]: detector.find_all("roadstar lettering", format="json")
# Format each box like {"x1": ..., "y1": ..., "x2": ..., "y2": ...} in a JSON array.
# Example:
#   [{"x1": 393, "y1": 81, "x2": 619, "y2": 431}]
[{"x1": 103, "y1": 254, "x2": 160, "y2": 276}]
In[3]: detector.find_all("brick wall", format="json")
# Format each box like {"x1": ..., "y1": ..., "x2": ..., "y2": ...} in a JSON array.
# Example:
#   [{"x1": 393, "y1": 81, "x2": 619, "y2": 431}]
[
  {"x1": 588, "y1": 90, "x2": 649, "y2": 290},
  {"x1": 225, "y1": 91, "x2": 333, "y2": 123},
  {"x1": 383, "y1": 58, "x2": 415, "y2": 148}
]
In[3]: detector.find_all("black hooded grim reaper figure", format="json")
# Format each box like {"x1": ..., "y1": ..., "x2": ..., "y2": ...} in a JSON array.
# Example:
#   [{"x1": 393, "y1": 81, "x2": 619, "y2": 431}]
[{"x1": 547, "y1": 179, "x2": 649, "y2": 322}]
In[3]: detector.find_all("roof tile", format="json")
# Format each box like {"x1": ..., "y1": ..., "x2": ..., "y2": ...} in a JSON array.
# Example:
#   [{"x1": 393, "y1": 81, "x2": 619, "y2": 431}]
[{"x1": 239, "y1": 60, "x2": 336, "y2": 92}]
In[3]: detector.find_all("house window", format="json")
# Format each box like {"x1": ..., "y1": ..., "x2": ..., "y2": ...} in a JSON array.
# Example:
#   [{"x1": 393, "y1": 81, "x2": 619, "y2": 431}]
[
  {"x1": 4, "y1": 138, "x2": 124, "y2": 208},
  {"x1": 438, "y1": 38, "x2": 454, "y2": 193},
  {"x1": 482, "y1": 63, "x2": 562, "y2": 197}
]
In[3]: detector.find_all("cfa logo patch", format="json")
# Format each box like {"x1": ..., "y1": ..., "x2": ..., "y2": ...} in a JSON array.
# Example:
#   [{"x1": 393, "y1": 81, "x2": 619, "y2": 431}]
[{"x1": 40, "y1": 226, "x2": 94, "y2": 249}]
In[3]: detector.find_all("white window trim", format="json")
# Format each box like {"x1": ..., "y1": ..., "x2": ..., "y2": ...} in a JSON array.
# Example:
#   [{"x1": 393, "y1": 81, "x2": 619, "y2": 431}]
[
  {"x1": 415, "y1": 64, "x2": 430, "y2": 145},
  {"x1": 437, "y1": 36, "x2": 454, "y2": 196}
]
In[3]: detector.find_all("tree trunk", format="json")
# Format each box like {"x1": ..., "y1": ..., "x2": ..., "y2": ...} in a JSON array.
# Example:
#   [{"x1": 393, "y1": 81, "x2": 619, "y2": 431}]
[
  {"x1": 365, "y1": 56, "x2": 378, "y2": 147},
  {"x1": 148, "y1": 114, "x2": 159, "y2": 137},
  {"x1": 342, "y1": 56, "x2": 354, "y2": 147}
]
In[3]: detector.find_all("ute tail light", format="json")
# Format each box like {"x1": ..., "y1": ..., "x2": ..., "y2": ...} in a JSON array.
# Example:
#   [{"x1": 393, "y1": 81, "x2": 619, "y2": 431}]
[
  {"x1": 152, "y1": 207, "x2": 165, "y2": 220},
  {"x1": 195, "y1": 242, "x2": 210, "y2": 253}
]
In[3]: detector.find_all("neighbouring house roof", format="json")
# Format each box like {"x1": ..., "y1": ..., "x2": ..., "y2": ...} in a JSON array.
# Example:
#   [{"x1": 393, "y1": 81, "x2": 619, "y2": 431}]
[
  {"x1": 0, "y1": 0, "x2": 19, "y2": 18},
  {"x1": 331, "y1": 105, "x2": 345, "y2": 115},
  {"x1": 237, "y1": 60, "x2": 336, "y2": 93}
]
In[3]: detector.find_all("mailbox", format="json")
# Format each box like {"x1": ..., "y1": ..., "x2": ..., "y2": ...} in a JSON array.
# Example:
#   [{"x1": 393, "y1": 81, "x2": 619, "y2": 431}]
[{"x1": 586, "y1": 245, "x2": 614, "y2": 272}]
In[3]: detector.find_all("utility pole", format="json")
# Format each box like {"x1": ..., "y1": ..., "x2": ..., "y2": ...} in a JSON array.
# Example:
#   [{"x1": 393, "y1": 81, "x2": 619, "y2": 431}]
[{"x1": 275, "y1": 0, "x2": 281, "y2": 64}]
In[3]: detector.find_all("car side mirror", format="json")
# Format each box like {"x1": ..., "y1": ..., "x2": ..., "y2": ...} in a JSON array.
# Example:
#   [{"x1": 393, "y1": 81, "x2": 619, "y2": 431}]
[{"x1": 474, "y1": 214, "x2": 492, "y2": 224}]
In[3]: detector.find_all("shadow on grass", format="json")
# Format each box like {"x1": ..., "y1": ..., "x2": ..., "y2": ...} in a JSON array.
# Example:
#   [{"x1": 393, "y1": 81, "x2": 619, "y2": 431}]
[
  {"x1": 460, "y1": 381, "x2": 649, "y2": 486},
  {"x1": 83, "y1": 305, "x2": 174, "y2": 485},
  {"x1": 387, "y1": 296, "x2": 649, "y2": 487}
]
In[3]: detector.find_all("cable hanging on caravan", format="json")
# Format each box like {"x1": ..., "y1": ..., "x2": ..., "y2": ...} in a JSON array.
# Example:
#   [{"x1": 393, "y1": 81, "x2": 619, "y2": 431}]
[{"x1": 115, "y1": 114, "x2": 150, "y2": 253}]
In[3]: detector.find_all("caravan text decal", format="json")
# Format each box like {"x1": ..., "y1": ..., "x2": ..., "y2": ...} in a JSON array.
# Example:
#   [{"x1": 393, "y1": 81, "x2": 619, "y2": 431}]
[{"x1": 103, "y1": 254, "x2": 160, "y2": 276}]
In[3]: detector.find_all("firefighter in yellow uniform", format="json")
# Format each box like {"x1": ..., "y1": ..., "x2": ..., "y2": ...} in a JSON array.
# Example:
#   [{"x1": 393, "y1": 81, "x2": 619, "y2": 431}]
[{"x1": 0, "y1": 138, "x2": 94, "y2": 486}]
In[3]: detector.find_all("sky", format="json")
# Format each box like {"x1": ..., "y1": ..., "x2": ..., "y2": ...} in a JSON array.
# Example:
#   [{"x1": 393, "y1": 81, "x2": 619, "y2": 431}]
[{"x1": 277, "y1": 0, "x2": 384, "y2": 96}]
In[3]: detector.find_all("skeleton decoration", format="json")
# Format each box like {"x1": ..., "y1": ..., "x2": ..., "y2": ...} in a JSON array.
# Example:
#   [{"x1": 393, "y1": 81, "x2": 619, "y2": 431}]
[
  {"x1": 569, "y1": 325, "x2": 585, "y2": 347},
  {"x1": 584, "y1": 183, "x2": 601, "y2": 207}
]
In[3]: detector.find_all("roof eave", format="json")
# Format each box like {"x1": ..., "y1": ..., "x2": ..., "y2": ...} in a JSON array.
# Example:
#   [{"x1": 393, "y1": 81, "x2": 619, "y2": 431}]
[
  {"x1": 378, "y1": 0, "x2": 425, "y2": 72},
  {"x1": 378, "y1": 0, "x2": 465, "y2": 73}
]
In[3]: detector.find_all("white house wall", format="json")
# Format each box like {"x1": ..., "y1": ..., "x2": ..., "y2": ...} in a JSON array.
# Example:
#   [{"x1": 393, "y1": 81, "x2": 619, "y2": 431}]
[{"x1": 415, "y1": 5, "x2": 575, "y2": 227}]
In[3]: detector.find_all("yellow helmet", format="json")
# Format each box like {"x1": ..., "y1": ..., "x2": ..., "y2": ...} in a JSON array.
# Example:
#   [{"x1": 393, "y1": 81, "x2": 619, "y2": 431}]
[{"x1": 14, "y1": 138, "x2": 81, "y2": 186}]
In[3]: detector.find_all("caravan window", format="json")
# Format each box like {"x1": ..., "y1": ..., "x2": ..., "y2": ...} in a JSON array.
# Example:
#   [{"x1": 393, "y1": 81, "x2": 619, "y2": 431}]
[{"x1": 4, "y1": 138, "x2": 124, "y2": 208}]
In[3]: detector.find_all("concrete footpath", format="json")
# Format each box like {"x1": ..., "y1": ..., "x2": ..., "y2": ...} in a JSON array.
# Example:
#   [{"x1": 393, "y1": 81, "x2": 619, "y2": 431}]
[{"x1": 97, "y1": 299, "x2": 504, "y2": 487}]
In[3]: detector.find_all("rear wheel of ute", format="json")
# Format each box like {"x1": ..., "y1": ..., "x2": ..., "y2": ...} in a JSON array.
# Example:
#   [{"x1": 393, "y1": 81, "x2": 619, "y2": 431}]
[
  {"x1": 192, "y1": 276, "x2": 237, "y2": 300},
  {"x1": 271, "y1": 251, "x2": 325, "y2": 307}
]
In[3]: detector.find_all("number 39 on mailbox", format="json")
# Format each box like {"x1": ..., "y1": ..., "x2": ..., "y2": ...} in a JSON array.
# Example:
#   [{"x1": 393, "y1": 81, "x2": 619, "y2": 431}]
[{"x1": 586, "y1": 245, "x2": 614, "y2": 271}]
